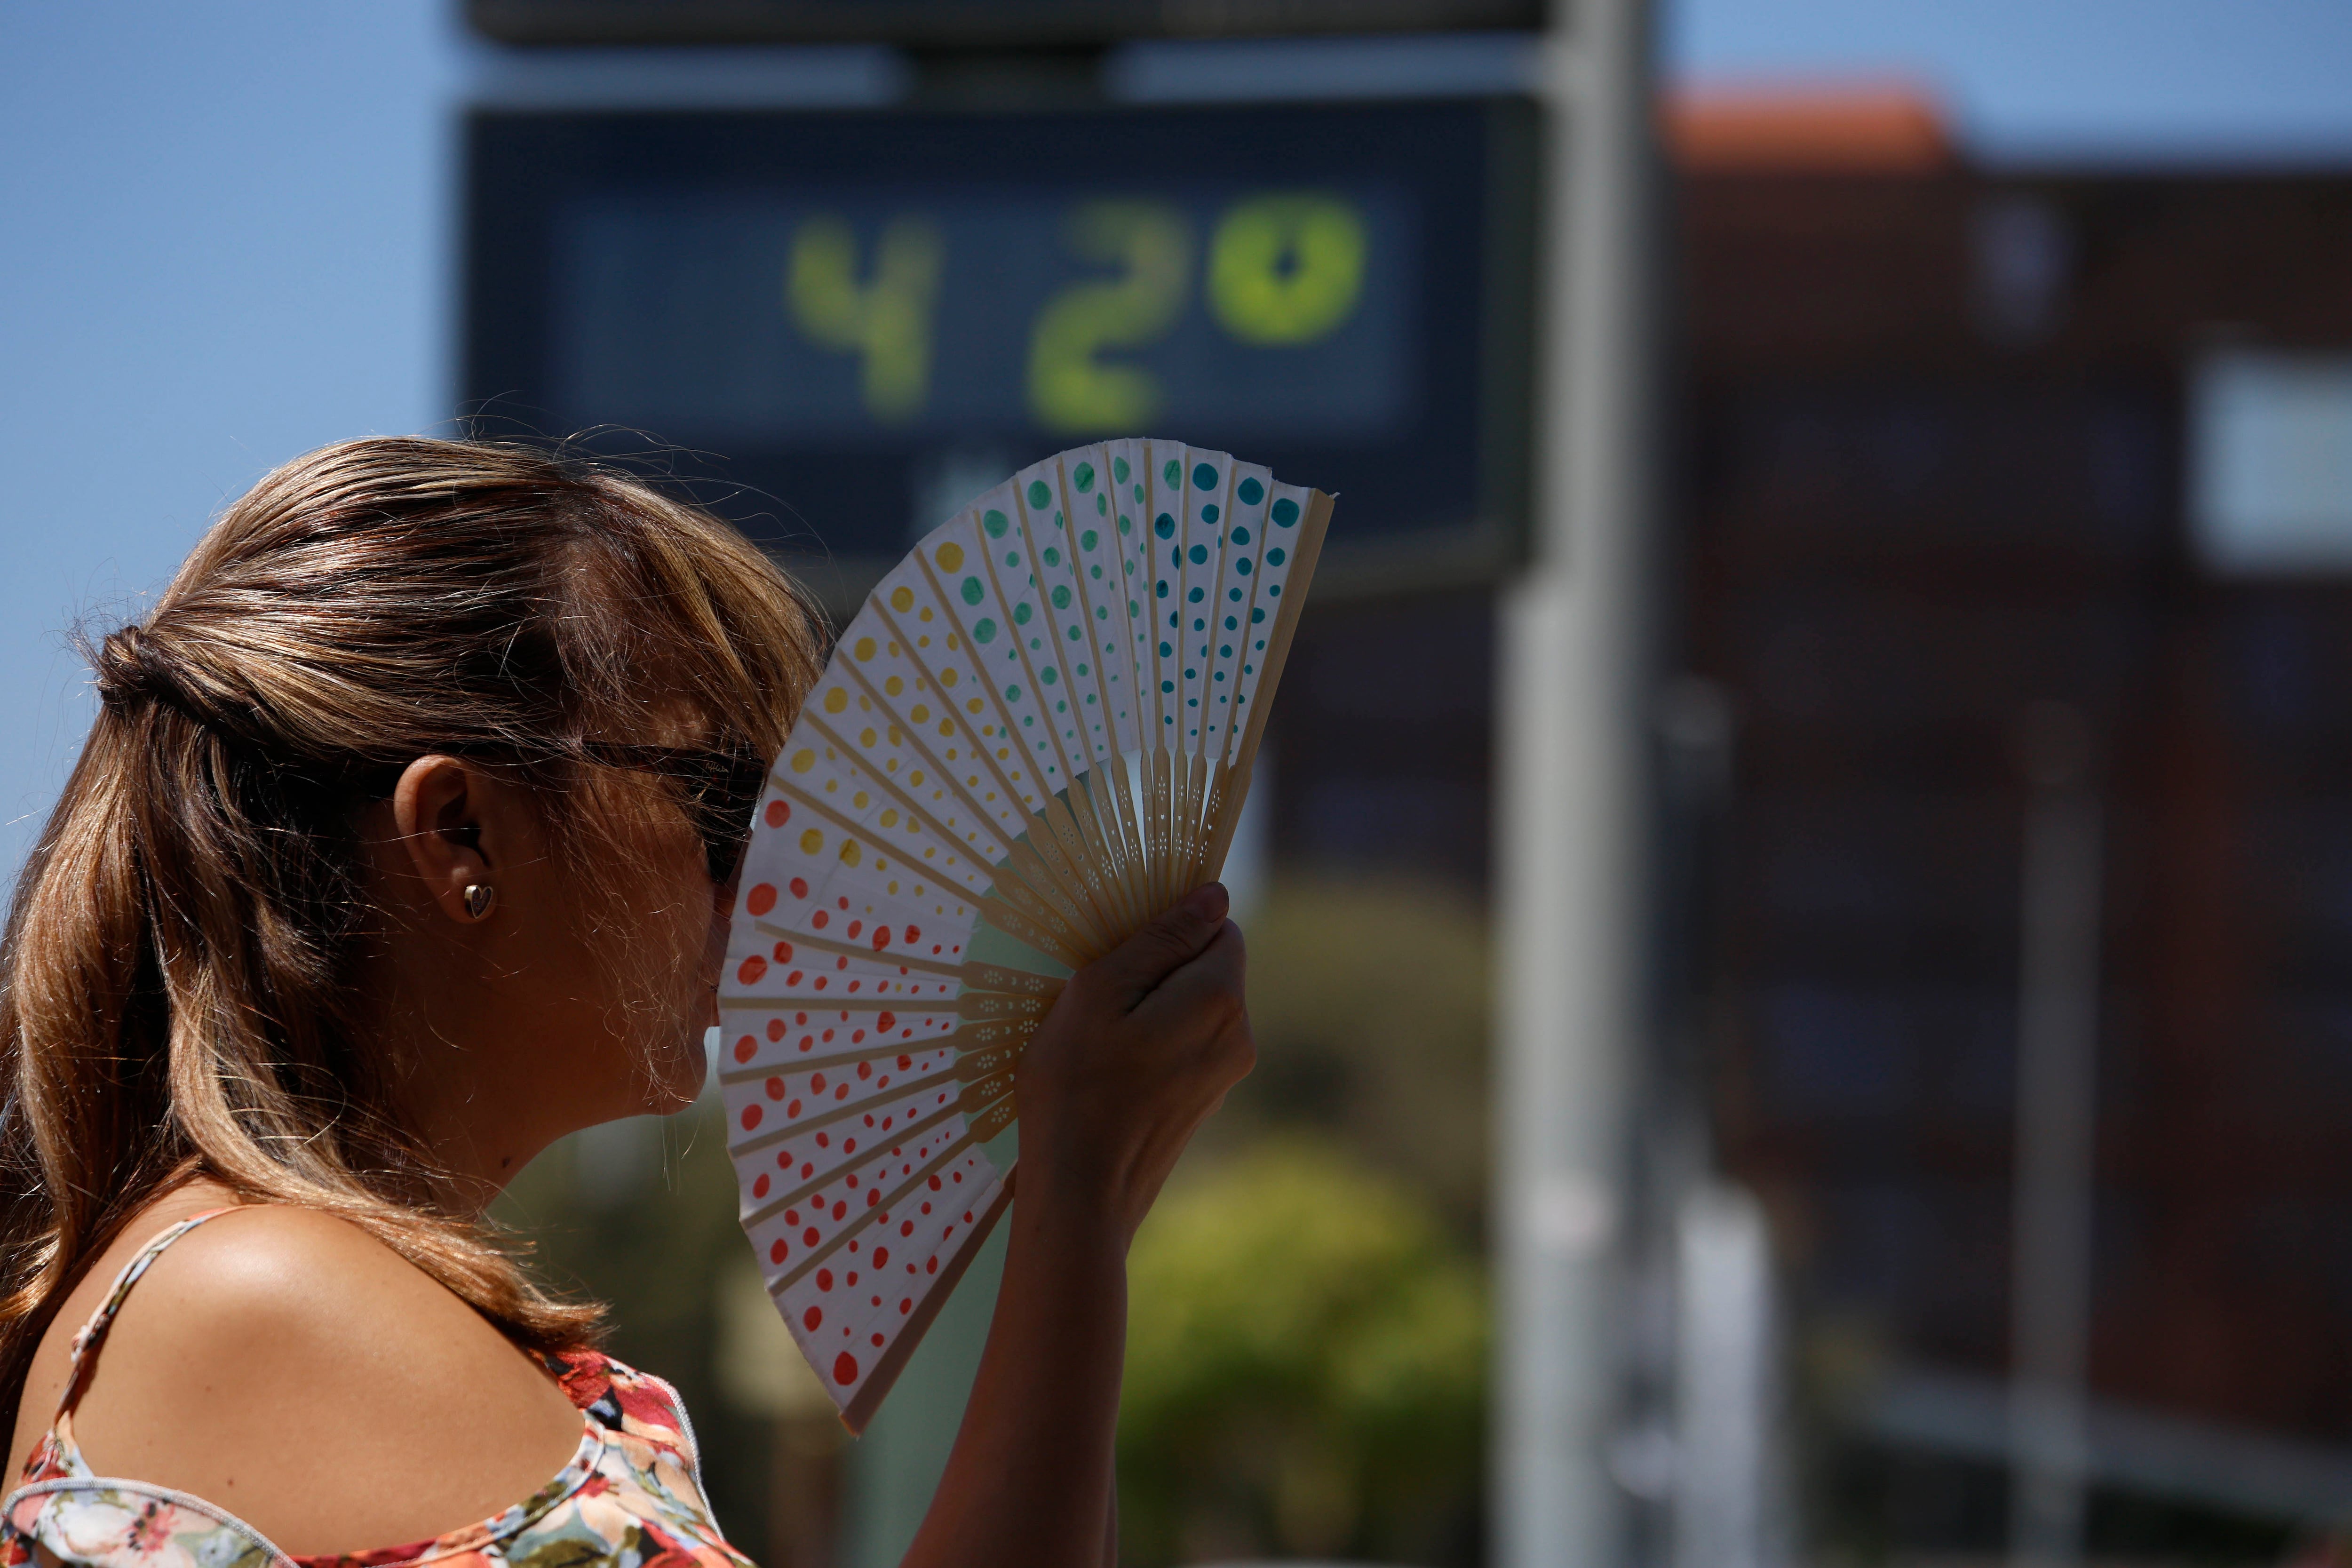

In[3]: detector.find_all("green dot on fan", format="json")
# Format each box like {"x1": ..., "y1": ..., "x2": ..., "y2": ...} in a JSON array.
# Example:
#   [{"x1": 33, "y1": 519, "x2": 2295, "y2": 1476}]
[
  {"x1": 1042, "y1": 546, "x2": 1062, "y2": 567},
  {"x1": 1271, "y1": 498, "x2": 1299, "y2": 527},
  {"x1": 1080, "y1": 529, "x2": 1098, "y2": 551},
  {"x1": 1113, "y1": 456, "x2": 1130, "y2": 483},
  {"x1": 1096, "y1": 493, "x2": 1107, "y2": 515},
  {"x1": 1050, "y1": 586, "x2": 1071, "y2": 609},
  {"x1": 1013, "y1": 603, "x2": 1033, "y2": 625},
  {"x1": 975, "y1": 618, "x2": 998, "y2": 643},
  {"x1": 1005, "y1": 552, "x2": 1019, "y2": 567},
  {"x1": 1006, "y1": 685, "x2": 1022, "y2": 701},
  {"x1": 1074, "y1": 462, "x2": 1095, "y2": 492},
  {"x1": 1238, "y1": 477, "x2": 1265, "y2": 505},
  {"x1": 1027, "y1": 481, "x2": 1052, "y2": 509},
  {"x1": 1132, "y1": 483, "x2": 1144, "y2": 503},
  {"x1": 1158, "y1": 640, "x2": 1172, "y2": 656},
  {"x1": 1118, "y1": 514, "x2": 1132, "y2": 535},
  {"x1": 1097, "y1": 605, "x2": 1110, "y2": 620},
  {"x1": 1068, "y1": 625, "x2": 1080, "y2": 639},
  {"x1": 961, "y1": 576, "x2": 985, "y2": 605},
  {"x1": 1163, "y1": 460, "x2": 1180, "y2": 487},
  {"x1": 983, "y1": 509, "x2": 1008, "y2": 537},
  {"x1": 1041, "y1": 668, "x2": 1058, "y2": 685},
  {"x1": 1192, "y1": 463, "x2": 1217, "y2": 490},
  {"x1": 1128, "y1": 600, "x2": 1141, "y2": 616}
]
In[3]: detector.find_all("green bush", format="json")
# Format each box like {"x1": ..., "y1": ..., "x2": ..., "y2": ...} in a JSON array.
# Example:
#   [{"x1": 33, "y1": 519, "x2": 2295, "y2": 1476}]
[{"x1": 1119, "y1": 1138, "x2": 1487, "y2": 1566}]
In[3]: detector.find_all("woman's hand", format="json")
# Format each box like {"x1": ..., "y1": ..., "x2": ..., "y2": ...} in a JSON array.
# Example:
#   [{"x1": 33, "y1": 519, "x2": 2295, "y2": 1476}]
[
  {"x1": 1015, "y1": 881, "x2": 1257, "y2": 1248},
  {"x1": 897, "y1": 883, "x2": 1253, "y2": 1568}
]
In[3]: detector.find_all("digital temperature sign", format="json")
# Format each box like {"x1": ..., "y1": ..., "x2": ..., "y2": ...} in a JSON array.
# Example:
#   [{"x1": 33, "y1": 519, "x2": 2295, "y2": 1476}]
[{"x1": 466, "y1": 101, "x2": 1533, "y2": 592}]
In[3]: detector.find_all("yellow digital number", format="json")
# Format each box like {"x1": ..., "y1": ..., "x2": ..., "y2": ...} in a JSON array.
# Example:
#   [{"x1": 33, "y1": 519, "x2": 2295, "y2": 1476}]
[
  {"x1": 1207, "y1": 193, "x2": 1367, "y2": 346},
  {"x1": 1028, "y1": 202, "x2": 1192, "y2": 434},
  {"x1": 786, "y1": 215, "x2": 943, "y2": 422}
]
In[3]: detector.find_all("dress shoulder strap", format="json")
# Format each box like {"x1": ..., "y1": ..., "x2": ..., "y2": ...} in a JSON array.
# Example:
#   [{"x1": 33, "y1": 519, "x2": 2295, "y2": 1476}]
[{"x1": 54, "y1": 1207, "x2": 243, "y2": 1421}]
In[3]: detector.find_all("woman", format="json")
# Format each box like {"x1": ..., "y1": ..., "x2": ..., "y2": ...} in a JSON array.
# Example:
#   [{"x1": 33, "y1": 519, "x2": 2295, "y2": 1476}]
[{"x1": 0, "y1": 438, "x2": 1252, "y2": 1568}]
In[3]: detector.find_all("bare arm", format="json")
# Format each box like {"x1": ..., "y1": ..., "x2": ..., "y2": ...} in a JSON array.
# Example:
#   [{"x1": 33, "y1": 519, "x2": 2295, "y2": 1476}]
[{"x1": 898, "y1": 884, "x2": 1253, "y2": 1568}]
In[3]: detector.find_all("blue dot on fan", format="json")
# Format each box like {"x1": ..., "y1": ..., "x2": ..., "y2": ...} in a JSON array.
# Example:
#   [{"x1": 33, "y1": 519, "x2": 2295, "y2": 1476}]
[
  {"x1": 1202, "y1": 504, "x2": 1220, "y2": 525},
  {"x1": 1268, "y1": 547, "x2": 1287, "y2": 566},
  {"x1": 1230, "y1": 526, "x2": 1250, "y2": 546},
  {"x1": 1154, "y1": 513, "x2": 1175, "y2": 539},
  {"x1": 1271, "y1": 499, "x2": 1299, "y2": 527},
  {"x1": 1187, "y1": 545, "x2": 1208, "y2": 565},
  {"x1": 1192, "y1": 463, "x2": 1217, "y2": 490},
  {"x1": 1238, "y1": 477, "x2": 1264, "y2": 505}
]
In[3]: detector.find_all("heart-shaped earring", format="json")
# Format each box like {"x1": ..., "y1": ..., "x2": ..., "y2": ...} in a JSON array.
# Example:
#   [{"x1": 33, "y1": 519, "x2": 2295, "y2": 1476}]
[{"x1": 463, "y1": 883, "x2": 497, "y2": 920}]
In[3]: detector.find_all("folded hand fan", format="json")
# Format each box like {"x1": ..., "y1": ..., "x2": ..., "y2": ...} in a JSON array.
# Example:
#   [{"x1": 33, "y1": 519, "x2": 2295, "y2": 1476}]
[{"x1": 717, "y1": 438, "x2": 1334, "y2": 1429}]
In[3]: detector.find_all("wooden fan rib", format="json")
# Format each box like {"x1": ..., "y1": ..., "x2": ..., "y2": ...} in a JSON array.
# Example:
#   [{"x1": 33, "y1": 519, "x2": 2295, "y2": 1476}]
[
  {"x1": 982, "y1": 490, "x2": 1127, "y2": 942},
  {"x1": 766, "y1": 771, "x2": 989, "y2": 911},
  {"x1": 751, "y1": 919, "x2": 965, "y2": 978},
  {"x1": 769, "y1": 1125, "x2": 985, "y2": 1293},
  {"x1": 720, "y1": 1017, "x2": 1034, "y2": 1083},
  {"x1": 837, "y1": 1176, "x2": 1013, "y2": 1436},
  {"x1": 893, "y1": 561, "x2": 1110, "y2": 941},
  {"x1": 828, "y1": 656, "x2": 1018, "y2": 858},
  {"x1": 976, "y1": 888, "x2": 1090, "y2": 969},
  {"x1": 743, "y1": 1097, "x2": 966, "y2": 1229},
  {"x1": 1197, "y1": 488, "x2": 1335, "y2": 883},
  {"x1": 1049, "y1": 452, "x2": 1152, "y2": 930}
]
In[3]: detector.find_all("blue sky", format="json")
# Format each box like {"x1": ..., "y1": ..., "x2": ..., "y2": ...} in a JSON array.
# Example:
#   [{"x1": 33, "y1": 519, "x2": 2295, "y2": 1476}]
[{"x1": 2, "y1": 0, "x2": 2351, "y2": 870}]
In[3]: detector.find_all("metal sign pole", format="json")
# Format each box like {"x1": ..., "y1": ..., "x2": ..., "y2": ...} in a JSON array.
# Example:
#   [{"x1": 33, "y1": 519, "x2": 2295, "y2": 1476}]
[{"x1": 1494, "y1": 0, "x2": 1656, "y2": 1563}]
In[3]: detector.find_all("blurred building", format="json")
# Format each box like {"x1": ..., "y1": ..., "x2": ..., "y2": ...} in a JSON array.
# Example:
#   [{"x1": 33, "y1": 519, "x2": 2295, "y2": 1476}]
[{"x1": 1668, "y1": 83, "x2": 2352, "y2": 1558}]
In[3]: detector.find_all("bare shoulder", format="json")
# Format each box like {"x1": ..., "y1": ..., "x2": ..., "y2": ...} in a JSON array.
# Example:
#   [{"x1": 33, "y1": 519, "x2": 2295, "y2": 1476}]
[{"x1": 43, "y1": 1203, "x2": 588, "y2": 1557}]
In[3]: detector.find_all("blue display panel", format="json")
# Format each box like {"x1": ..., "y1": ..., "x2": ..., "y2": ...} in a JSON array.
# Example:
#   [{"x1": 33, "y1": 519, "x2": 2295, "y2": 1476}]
[{"x1": 466, "y1": 101, "x2": 1533, "y2": 586}]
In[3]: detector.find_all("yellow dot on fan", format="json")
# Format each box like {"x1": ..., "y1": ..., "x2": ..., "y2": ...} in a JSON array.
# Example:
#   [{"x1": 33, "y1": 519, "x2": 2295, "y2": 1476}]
[
  {"x1": 918, "y1": 635, "x2": 931, "y2": 648},
  {"x1": 919, "y1": 607, "x2": 934, "y2": 622},
  {"x1": 852, "y1": 791, "x2": 870, "y2": 808},
  {"x1": 941, "y1": 669, "x2": 959, "y2": 687},
  {"x1": 841, "y1": 840, "x2": 862, "y2": 866},
  {"x1": 885, "y1": 676, "x2": 904, "y2": 696},
  {"x1": 889, "y1": 880, "x2": 901, "y2": 894},
  {"x1": 800, "y1": 828, "x2": 824, "y2": 854},
  {"x1": 860, "y1": 728, "x2": 876, "y2": 747},
  {"x1": 911, "y1": 771, "x2": 925, "y2": 785},
  {"x1": 967, "y1": 698, "x2": 983, "y2": 714},
  {"x1": 890, "y1": 586, "x2": 915, "y2": 612},
  {"x1": 939, "y1": 722, "x2": 954, "y2": 738},
  {"x1": 823, "y1": 689, "x2": 847, "y2": 714},
  {"x1": 881, "y1": 809, "x2": 900, "y2": 828},
  {"x1": 936, "y1": 541, "x2": 964, "y2": 572},
  {"x1": 911, "y1": 705, "x2": 930, "y2": 722},
  {"x1": 791, "y1": 749, "x2": 815, "y2": 772},
  {"x1": 855, "y1": 637, "x2": 876, "y2": 661}
]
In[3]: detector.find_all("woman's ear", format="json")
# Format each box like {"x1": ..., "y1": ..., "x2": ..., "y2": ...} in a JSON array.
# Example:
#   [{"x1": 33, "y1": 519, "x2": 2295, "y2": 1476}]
[{"x1": 390, "y1": 756, "x2": 498, "y2": 925}]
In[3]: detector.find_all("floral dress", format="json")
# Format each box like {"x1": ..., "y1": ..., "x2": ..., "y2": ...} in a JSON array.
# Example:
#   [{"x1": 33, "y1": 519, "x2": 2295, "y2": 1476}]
[{"x1": 3, "y1": 1210, "x2": 755, "y2": 1568}]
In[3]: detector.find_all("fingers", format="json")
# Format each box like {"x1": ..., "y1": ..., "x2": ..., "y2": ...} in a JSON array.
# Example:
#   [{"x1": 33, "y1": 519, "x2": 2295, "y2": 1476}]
[{"x1": 1081, "y1": 882, "x2": 1232, "y2": 1011}]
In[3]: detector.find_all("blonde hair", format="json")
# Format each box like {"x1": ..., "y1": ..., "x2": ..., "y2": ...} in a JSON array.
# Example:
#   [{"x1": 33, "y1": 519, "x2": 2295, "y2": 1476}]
[{"x1": 0, "y1": 437, "x2": 824, "y2": 1428}]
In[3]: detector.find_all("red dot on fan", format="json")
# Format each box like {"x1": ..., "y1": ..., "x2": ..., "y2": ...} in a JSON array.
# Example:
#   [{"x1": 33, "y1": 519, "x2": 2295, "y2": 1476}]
[
  {"x1": 804, "y1": 1306, "x2": 823, "y2": 1331},
  {"x1": 872, "y1": 1332, "x2": 885, "y2": 1346},
  {"x1": 769, "y1": 1238, "x2": 787, "y2": 1264},
  {"x1": 765, "y1": 1019, "x2": 786, "y2": 1042},
  {"x1": 764, "y1": 801, "x2": 790, "y2": 828},
  {"x1": 812, "y1": 911, "x2": 829, "y2": 930},
  {"x1": 817, "y1": 1268, "x2": 834, "y2": 1290},
  {"x1": 834, "y1": 1353, "x2": 859, "y2": 1385},
  {"x1": 741, "y1": 1105, "x2": 763, "y2": 1130},
  {"x1": 737, "y1": 955, "x2": 768, "y2": 985},
  {"x1": 927, "y1": 1257, "x2": 938, "y2": 1274},
  {"x1": 789, "y1": 876, "x2": 808, "y2": 899},
  {"x1": 765, "y1": 1077, "x2": 784, "y2": 1100},
  {"x1": 774, "y1": 941, "x2": 794, "y2": 963},
  {"x1": 874, "y1": 927, "x2": 892, "y2": 950},
  {"x1": 787, "y1": 1099, "x2": 802, "y2": 1118},
  {"x1": 906, "y1": 925, "x2": 922, "y2": 945},
  {"x1": 879, "y1": 1012, "x2": 898, "y2": 1032},
  {"x1": 805, "y1": 1227, "x2": 821, "y2": 1247},
  {"x1": 747, "y1": 883, "x2": 778, "y2": 916},
  {"x1": 832, "y1": 1200, "x2": 847, "y2": 1220},
  {"x1": 753, "y1": 1175, "x2": 771, "y2": 1198},
  {"x1": 929, "y1": 1175, "x2": 941, "y2": 1191},
  {"x1": 733, "y1": 1036, "x2": 756, "y2": 1063},
  {"x1": 838, "y1": 897, "x2": 850, "y2": 909},
  {"x1": 848, "y1": 920, "x2": 863, "y2": 939},
  {"x1": 901, "y1": 1220, "x2": 914, "y2": 1236},
  {"x1": 874, "y1": 1247, "x2": 890, "y2": 1267},
  {"x1": 899, "y1": 1297, "x2": 913, "y2": 1315}
]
